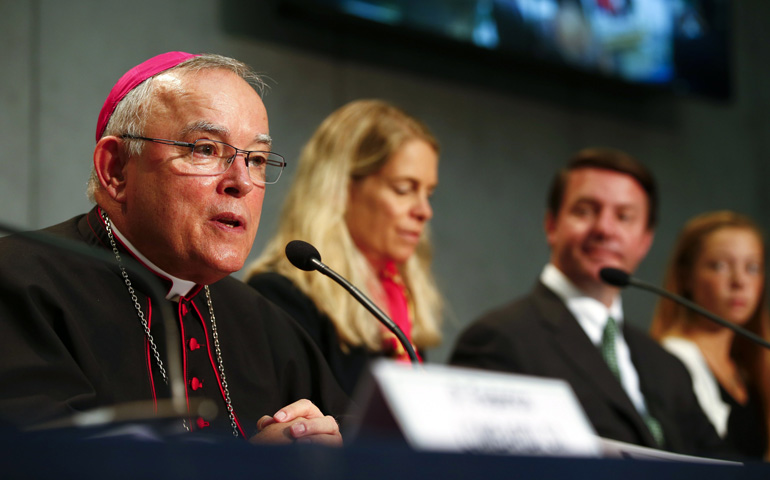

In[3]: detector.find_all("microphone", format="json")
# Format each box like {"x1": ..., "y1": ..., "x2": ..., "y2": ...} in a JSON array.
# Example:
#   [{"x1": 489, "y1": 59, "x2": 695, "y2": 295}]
[
  {"x1": 285, "y1": 240, "x2": 419, "y2": 364},
  {"x1": 600, "y1": 267, "x2": 770, "y2": 350},
  {"x1": 285, "y1": 240, "x2": 325, "y2": 273}
]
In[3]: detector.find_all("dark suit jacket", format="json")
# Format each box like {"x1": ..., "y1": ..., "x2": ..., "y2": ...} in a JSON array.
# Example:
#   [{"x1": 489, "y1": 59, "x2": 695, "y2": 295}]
[{"x1": 450, "y1": 282, "x2": 724, "y2": 457}]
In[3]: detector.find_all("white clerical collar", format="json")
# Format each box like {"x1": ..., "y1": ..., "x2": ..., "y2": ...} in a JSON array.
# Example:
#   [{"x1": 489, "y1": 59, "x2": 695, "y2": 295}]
[
  {"x1": 109, "y1": 224, "x2": 196, "y2": 300},
  {"x1": 540, "y1": 263, "x2": 623, "y2": 346}
]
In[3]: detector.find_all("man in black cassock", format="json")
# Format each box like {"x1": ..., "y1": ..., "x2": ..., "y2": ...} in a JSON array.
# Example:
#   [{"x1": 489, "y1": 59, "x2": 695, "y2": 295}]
[{"x1": 0, "y1": 52, "x2": 347, "y2": 444}]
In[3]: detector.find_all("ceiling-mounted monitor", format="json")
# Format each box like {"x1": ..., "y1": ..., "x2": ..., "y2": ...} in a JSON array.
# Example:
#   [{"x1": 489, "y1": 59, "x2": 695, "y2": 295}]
[{"x1": 276, "y1": 0, "x2": 731, "y2": 99}]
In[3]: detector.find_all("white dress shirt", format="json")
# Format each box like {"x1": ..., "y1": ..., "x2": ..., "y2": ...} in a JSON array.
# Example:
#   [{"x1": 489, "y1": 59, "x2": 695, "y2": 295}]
[{"x1": 540, "y1": 264, "x2": 653, "y2": 417}]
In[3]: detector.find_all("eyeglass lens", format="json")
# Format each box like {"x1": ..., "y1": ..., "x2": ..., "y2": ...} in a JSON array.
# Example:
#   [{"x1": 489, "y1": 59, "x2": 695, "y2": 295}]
[{"x1": 191, "y1": 139, "x2": 283, "y2": 184}]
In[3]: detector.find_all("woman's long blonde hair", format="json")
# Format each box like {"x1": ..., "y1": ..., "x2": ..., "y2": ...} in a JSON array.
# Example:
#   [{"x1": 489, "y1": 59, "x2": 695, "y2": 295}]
[
  {"x1": 245, "y1": 99, "x2": 443, "y2": 351},
  {"x1": 650, "y1": 211, "x2": 770, "y2": 427}
]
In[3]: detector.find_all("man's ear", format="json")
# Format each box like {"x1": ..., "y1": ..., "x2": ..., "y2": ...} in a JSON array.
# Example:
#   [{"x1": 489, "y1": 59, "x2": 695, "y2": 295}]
[{"x1": 93, "y1": 136, "x2": 128, "y2": 203}]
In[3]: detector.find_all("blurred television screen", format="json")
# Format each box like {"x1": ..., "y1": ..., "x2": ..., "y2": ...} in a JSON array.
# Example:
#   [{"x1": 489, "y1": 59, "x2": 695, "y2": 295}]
[{"x1": 281, "y1": 0, "x2": 731, "y2": 99}]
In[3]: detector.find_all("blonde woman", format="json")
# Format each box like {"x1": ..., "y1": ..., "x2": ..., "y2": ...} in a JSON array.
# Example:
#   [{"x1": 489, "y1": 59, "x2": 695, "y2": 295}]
[
  {"x1": 245, "y1": 99, "x2": 443, "y2": 396},
  {"x1": 651, "y1": 211, "x2": 770, "y2": 460}
]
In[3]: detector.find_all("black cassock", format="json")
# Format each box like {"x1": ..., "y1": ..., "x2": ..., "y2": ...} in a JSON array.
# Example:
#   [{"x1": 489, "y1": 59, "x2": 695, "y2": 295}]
[{"x1": 0, "y1": 207, "x2": 350, "y2": 438}]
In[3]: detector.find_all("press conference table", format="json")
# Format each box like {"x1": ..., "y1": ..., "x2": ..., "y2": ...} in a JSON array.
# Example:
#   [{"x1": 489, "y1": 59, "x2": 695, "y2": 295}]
[{"x1": 2, "y1": 427, "x2": 768, "y2": 480}]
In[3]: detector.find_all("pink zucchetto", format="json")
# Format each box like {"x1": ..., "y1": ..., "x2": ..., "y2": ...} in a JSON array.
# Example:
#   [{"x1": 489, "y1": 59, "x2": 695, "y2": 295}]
[{"x1": 95, "y1": 51, "x2": 200, "y2": 143}]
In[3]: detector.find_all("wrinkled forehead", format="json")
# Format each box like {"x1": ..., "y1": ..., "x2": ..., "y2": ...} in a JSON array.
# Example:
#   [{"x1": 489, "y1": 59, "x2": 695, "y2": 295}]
[{"x1": 146, "y1": 69, "x2": 270, "y2": 145}]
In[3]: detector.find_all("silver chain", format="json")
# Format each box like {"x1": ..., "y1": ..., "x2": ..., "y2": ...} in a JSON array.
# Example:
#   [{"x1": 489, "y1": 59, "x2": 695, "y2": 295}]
[
  {"x1": 101, "y1": 211, "x2": 239, "y2": 437},
  {"x1": 205, "y1": 287, "x2": 239, "y2": 437},
  {"x1": 103, "y1": 213, "x2": 169, "y2": 385}
]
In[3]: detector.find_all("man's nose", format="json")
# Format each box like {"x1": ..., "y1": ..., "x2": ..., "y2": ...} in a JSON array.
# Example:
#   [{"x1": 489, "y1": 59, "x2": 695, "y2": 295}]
[
  {"x1": 219, "y1": 155, "x2": 255, "y2": 197},
  {"x1": 592, "y1": 210, "x2": 616, "y2": 237}
]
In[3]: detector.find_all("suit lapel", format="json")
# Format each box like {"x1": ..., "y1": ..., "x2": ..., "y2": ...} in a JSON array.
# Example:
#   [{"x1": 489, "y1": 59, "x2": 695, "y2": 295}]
[
  {"x1": 625, "y1": 327, "x2": 672, "y2": 447},
  {"x1": 531, "y1": 283, "x2": 657, "y2": 447}
]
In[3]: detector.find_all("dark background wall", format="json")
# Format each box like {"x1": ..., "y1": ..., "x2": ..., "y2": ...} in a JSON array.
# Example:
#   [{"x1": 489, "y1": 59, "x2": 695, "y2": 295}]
[{"x1": 2, "y1": 0, "x2": 769, "y2": 363}]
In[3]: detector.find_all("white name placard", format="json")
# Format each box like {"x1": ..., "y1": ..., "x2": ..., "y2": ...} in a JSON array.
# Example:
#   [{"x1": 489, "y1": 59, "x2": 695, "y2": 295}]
[{"x1": 355, "y1": 360, "x2": 601, "y2": 457}]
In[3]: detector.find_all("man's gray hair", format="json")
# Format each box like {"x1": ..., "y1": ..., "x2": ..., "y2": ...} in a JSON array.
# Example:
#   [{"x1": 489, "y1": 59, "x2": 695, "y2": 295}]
[{"x1": 86, "y1": 54, "x2": 267, "y2": 202}]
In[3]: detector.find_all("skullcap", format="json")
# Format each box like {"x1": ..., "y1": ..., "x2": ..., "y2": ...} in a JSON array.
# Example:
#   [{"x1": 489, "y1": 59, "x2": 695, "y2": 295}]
[{"x1": 95, "y1": 51, "x2": 199, "y2": 142}]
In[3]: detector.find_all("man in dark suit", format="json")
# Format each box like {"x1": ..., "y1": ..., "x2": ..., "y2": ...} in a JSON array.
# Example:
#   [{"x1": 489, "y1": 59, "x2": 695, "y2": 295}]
[{"x1": 450, "y1": 148, "x2": 722, "y2": 456}]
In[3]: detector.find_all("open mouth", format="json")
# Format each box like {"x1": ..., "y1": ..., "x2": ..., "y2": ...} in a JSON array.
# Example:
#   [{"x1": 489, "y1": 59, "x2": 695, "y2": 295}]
[
  {"x1": 219, "y1": 219, "x2": 241, "y2": 228},
  {"x1": 213, "y1": 214, "x2": 244, "y2": 229}
]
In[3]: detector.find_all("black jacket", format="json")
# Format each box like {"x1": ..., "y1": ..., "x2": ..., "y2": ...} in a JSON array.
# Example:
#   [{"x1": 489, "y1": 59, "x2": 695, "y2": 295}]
[
  {"x1": 450, "y1": 282, "x2": 724, "y2": 457},
  {"x1": 0, "y1": 207, "x2": 350, "y2": 437},
  {"x1": 248, "y1": 272, "x2": 378, "y2": 398}
]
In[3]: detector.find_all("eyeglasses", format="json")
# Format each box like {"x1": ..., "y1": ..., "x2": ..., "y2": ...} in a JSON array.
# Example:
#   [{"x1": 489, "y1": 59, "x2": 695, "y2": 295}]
[{"x1": 120, "y1": 134, "x2": 286, "y2": 185}]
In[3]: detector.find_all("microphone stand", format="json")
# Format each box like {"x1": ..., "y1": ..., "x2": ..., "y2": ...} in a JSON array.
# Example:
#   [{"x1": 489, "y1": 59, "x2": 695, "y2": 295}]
[
  {"x1": 285, "y1": 240, "x2": 420, "y2": 365},
  {"x1": 617, "y1": 271, "x2": 770, "y2": 350},
  {"x1": 313, "y1": 259, "x2": 420, "y2": 365}
]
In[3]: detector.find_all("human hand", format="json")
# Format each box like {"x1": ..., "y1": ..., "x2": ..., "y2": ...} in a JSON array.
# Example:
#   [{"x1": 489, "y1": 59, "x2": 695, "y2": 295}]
[{"x1": 250, "y1": 399, "x2": 342, "y2": 447}]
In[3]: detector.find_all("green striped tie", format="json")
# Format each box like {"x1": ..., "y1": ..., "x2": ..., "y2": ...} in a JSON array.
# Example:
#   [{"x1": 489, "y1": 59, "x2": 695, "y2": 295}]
[{"x1": 601, "y1": 317, "x2": 665, "y2": 448}]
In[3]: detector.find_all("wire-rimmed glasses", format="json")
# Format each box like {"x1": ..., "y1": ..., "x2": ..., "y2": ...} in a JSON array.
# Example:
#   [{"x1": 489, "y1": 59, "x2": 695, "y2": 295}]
[{"x1": 120, "y1": 134, "x2": 286, "y2": 185}]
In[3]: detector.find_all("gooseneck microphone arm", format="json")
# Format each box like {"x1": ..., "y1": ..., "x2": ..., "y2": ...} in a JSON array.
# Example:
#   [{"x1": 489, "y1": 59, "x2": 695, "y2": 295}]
[
  {"x1": 600, "y1": 267, "x2": 770, "y2": 350},
  {"x1": 285, "y1": 240, "x2": 419, "y2": 365}
]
